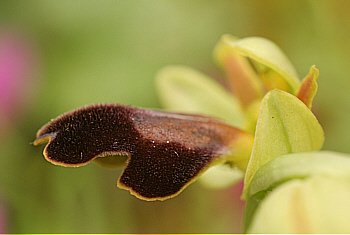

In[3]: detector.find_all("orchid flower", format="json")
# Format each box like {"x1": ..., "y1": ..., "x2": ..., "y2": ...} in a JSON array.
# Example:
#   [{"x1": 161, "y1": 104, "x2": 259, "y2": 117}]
[{"x1": 35, "y1": 34, "x2": 350, "y2": 233}]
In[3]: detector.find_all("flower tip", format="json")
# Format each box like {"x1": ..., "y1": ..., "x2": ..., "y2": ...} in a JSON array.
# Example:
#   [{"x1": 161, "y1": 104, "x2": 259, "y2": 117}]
[
  {"x1": 297, "y1": 65, "x2": 319, "y2": 109},
  {"x1": 213, "y1": 34, "x2": 238, "y2": 68}
]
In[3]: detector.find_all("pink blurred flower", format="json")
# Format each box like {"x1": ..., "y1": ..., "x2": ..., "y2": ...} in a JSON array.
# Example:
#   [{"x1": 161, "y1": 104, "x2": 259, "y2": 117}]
[
  {"x1": 0, "y1": 27, "x2": 40, "y2": 233},
  {"x1": 0, "y1": 28, "x2": 39, "y2": 137}
]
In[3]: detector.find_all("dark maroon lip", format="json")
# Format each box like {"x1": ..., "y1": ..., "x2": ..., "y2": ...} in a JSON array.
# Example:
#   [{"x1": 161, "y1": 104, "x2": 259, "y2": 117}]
[{"x1": 34, "y1": 103, "x2": 242, "y2": 200}]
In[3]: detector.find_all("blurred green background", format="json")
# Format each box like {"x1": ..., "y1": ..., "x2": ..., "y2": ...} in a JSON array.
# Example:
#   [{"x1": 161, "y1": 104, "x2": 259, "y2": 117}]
[{"x1": 1, "y1": 0, "x2": 350, "y2": 233}]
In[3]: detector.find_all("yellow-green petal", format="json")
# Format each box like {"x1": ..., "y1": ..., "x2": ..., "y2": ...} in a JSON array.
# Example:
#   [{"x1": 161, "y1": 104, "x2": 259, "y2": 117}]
[
  {"x1": 213, "y1": 35, "x2": 264, "y2": 108},
  {"x1": 242, "y1": 90, "x2": 324, "y2": 198},
  {"x1": 198, "y1": 163, "x2": 244, "y2": 190},
  {"x1": 155, "y1": 65, "x2": 245, "y2": 128},
  {"x1": 247, "y1": 175, "x2": 350, "y2": 233},
  {"x1": 220, "y1": 35, "x2": 301, "y2": 94}
]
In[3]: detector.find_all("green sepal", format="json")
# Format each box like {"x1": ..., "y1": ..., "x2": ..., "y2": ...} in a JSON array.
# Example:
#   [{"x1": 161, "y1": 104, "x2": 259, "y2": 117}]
[
  {"x1": 244, "y1": 151, "x2": 350, "y2": 233},
  {"x1": 242, "y1": 89, "x2": 324, "y2": 198}
]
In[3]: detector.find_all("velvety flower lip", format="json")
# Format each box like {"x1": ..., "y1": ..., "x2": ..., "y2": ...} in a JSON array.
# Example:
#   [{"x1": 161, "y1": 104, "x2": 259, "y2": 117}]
[
  {"x1": 34, "y1": 34, "x2": 323, "y2": 203},
  {"x1": 34, "y1": 103, "x2": 253, "y2": 201}
]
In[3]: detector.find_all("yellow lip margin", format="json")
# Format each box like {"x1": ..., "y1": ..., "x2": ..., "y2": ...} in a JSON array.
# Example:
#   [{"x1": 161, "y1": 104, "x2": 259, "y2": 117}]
[{"x1": 34, "y1": 133, "x2": 91, "y2": 167}]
